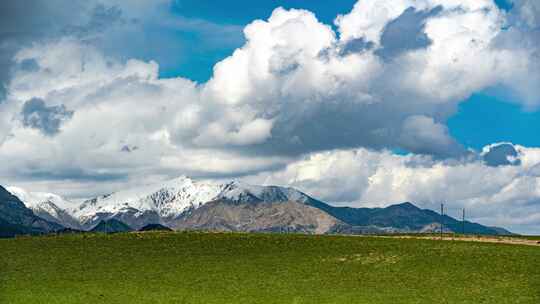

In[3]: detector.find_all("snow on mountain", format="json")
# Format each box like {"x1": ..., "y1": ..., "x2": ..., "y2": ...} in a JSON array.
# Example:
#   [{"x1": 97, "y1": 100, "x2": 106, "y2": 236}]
[
  {"x1": 217, "y1": 181, "x2": 310, "y2": 204},
  {"x1": 76, "y1": 177, "x2": 311, "y2": 219},
  {"x1": 6, "y1": 177, "x2": 313, "y2": 230},
  {"x1": 74, "y1": 176, "x2": 228, "y2": 220},
  {"x1": 7, "y1": 186, "x2": 74, "y2": 210},
  {"x1": 6, "y1": 186, "x2": 81, "y2": 229}
]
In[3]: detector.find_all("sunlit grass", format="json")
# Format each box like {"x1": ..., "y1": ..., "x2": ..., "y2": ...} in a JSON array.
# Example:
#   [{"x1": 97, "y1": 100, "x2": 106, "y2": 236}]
[{"x1": 1, "y1": 232, "x2": 538, "y2": 304}]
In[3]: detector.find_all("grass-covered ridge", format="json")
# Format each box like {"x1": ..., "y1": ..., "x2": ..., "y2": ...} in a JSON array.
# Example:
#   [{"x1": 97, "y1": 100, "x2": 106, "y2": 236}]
[{"x1": 1, "y1": 232, "x2": 539, "y2": 304}]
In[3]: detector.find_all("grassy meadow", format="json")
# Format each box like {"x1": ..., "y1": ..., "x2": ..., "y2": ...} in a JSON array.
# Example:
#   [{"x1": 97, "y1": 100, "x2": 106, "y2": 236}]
[{"x1": 0, "y1": 232, "x2": 539, "y2": 304}]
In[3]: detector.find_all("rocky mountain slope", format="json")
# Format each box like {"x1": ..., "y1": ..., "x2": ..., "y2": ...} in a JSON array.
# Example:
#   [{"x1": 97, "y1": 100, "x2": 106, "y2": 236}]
[
  {"x1": 172, "y1": 199, "x2": 341, "y2": 234},
  {"x1": 0, "y1": 185, "x2": 63, "y2": 237},
  {"x1": 2, "y1": 177, "x2": 512, "y2": 236},
  {"x1": 305, "y1": 200, "x2": 511, "y2": 235},
  {"x1": 90, "y1": 219, "x2": 133, "y2": 233}
]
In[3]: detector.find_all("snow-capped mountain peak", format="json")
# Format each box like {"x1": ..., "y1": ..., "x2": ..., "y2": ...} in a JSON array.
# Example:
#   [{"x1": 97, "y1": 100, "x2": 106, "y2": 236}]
[
  {"x1": 6, "y1": 176, "x2": 314, "y2": 230},
  {"x1": 6, "y1": 186, "x2": 81, "y2": 229},
  {"x1": 217, "y1": 180, "x2": 310, "y2": 204},
  {"x1": 6, "y1": 186, "x2": 75, "y2": 210},
  {"x1": 74, "y1": 176, "x2": 228, "y2": 220}
]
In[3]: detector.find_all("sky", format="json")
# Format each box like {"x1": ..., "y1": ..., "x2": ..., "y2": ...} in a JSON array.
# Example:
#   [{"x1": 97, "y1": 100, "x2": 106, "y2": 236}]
[{"x1": 0, "y1": 0, "x2": 539, "y2": 234}]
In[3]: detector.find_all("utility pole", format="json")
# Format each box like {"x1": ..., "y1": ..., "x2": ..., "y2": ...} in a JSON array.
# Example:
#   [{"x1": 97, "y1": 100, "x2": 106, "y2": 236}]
[
  {"x1": 440, "y1": 203, "x2": 444, "y2": 239},
  {"x1": 462, "y1": 208, "x2": 466, "y2": 235}
]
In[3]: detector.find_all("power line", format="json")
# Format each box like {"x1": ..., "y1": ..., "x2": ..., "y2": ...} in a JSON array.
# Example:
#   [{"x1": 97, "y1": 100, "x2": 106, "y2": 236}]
[
  {"x1": 462, "y1": 208, "x2": 466, "y2": 235},
  {"x1": 440, "y1": 203, "x2": 444, "y2": 239}
]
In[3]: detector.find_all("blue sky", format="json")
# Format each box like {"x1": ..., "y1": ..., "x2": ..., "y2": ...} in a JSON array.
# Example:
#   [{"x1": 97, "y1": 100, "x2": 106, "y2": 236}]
[{"x1": 449, "y1": 94, "x2": 540, "y2": 150}]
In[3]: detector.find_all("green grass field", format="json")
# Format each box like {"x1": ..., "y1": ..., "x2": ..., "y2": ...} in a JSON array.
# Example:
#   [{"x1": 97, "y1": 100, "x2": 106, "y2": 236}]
[{"x1": 1, "y1": 232, "x2": 539, "y2": 304}]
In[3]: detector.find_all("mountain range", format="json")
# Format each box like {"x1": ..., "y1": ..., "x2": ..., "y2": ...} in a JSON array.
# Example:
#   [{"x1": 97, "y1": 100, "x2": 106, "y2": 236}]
[{"x1": 0, "y1": 176, "x2": 512, "y2": 237}]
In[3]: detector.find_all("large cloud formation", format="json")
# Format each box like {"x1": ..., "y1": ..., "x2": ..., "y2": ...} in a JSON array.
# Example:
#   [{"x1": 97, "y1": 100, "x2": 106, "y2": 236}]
[{"x1": 0, "y1": 1, "x2": 539, "y2": 232}]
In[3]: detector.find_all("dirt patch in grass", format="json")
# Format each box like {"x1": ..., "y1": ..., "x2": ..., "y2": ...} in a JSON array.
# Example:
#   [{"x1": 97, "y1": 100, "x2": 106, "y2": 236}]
[
  {"x1": 327, "y1": 252, "x2": 400, "y2": 265},
  {"x1": 381, "y1": 235, "x2": 540, "y2": 247}
]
